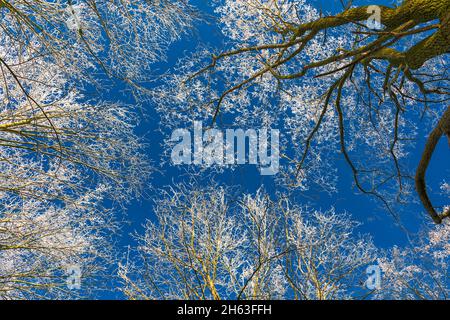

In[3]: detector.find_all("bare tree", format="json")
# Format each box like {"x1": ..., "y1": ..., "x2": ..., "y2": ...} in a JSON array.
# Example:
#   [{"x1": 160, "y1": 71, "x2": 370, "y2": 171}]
[
  {"x1": 0, "y1": 187, "x2": 116, "y2": 299},
  {"x1": 378, "y1": 222, "x2": 450, "y2": 299},
  {"x1": 0, "y1": 0, "x2": 195, "y2": 94},
  {"x1": 119, "y1": 184, "x2": 377, "y2": 300},
  {"x1": 0, "y1": 0, "x2": 195, "y2": 298},
  {"x1": 0, "y1": 42, "x2": 146, "y2": 298},
  {"x1": 376, "y1": 184, "x2": 450, "y2": 299},
  {"x1": 0, "y1": 30, "x2": 148, "y2": 200},
  {"x1": 154, "y1": 0, "x2": 449, "y2": 223},
  {"x1": 0, "y1": 0, "x2": 195, "y2": 203}
]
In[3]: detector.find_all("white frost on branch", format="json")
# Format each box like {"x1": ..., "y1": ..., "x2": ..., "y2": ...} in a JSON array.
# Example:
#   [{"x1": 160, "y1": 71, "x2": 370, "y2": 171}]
[{"x1": 119, "y1": 184, "x2": 377, "y2": 300}]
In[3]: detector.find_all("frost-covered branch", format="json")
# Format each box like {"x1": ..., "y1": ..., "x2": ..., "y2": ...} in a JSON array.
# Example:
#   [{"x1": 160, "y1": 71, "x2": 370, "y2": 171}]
[
  {"x1": 119, "y1": 185, "x2": 376, "y2": 300},
  {"x1": 154, "y1": 0, "x2": 449, "y2": 223}
]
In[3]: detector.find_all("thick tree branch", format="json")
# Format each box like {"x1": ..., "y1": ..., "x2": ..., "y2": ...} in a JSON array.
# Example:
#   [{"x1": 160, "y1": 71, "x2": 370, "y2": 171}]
[{"x1": 415, "y1": 106, "x2": 450, "y2": 224}]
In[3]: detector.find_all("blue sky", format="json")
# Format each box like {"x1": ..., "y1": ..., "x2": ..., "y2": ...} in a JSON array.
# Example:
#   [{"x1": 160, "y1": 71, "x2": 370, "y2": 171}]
[{"x1": 91, "y1": 0, "x2": 449, "y2": 298}]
